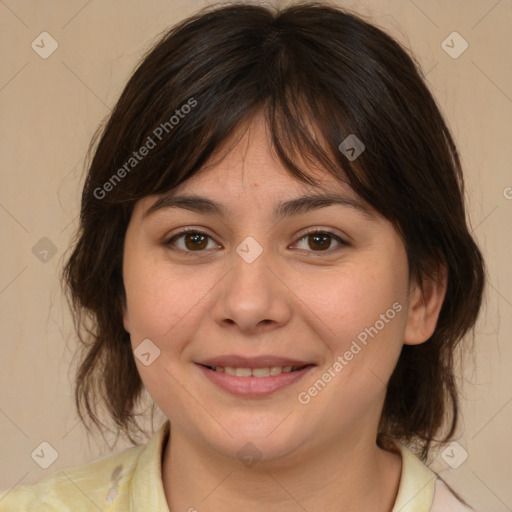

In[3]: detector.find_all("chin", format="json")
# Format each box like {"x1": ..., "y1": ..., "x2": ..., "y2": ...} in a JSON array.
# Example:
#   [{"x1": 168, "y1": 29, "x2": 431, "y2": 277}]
[{"x1": 194, "y1": 417, "x2": 312, "y2": 466}]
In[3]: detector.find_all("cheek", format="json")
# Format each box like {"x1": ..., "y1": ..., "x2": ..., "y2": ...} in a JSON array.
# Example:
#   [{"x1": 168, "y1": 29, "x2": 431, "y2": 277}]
[
  {"x1": 307, "y1": 262, "x2": 407, "y2": 348},
  {"x1": 123, "y1": 249, "x2": 200, "y2": 340},
  {"x1": 123, "y1": 254, "x2": 201, "y2": 414},
  {"x1": 311, "y1": 257, "x2": 409, "y2": 398},
  {"x1": 296, "y1": 266, "x2": 408, "y2": 431}
]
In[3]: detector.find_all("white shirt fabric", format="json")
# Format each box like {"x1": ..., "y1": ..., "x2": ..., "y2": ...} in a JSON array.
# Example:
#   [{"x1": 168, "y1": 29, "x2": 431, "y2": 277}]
[{"x1": 0, "y1": 421, "x2": 477, "y2": 511}]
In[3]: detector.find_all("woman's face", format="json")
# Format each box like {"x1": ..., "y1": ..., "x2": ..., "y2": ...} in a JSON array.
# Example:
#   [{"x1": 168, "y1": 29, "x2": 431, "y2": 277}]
[{"x1": 122, "y1": 116, "x2": 426, "y2": 464}]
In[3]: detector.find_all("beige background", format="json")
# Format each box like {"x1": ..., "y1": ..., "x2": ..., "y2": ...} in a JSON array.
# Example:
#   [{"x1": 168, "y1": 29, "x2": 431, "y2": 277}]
[{"x1": 0, "y1": 0, "x2": 511, "y2": 509}]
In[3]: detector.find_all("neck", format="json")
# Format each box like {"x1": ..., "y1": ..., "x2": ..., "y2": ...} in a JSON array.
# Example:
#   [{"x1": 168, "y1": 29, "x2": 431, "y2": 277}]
[{"x1": 162, "y1": 426, "x2": 402, "y2": 512}]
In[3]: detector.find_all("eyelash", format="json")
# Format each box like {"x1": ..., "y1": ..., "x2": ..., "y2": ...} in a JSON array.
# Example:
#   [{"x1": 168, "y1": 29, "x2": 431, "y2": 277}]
[{"x1": 163, "y1": 228, "x2": 349, "y2": 256}]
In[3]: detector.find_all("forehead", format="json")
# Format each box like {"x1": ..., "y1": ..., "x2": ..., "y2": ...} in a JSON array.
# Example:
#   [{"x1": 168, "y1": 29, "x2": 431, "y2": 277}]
[
  {"x1": 172, "y1": 114, "x2": 348, "y2": 195},
  {"x1": 134, "y1": 113, "x2": 376, "y2": 221}
]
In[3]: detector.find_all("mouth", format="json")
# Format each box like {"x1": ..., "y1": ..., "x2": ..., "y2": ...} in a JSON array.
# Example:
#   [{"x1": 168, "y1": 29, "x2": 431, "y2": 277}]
[
  {"x1": 195, "y1": 357, "x2": 315, "y2": 398},
  {"x1": 201, "y1": 364, "x2": 309, "y2": 377}
]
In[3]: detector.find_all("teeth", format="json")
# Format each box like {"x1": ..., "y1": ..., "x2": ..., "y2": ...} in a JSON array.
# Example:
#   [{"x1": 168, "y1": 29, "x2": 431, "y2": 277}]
[
  {"x1": 210, "y1": 365, "x2": 302, "y2": 377},
  {"x1": 252, "y1": 367, "x2": 270, "y2": 377}
]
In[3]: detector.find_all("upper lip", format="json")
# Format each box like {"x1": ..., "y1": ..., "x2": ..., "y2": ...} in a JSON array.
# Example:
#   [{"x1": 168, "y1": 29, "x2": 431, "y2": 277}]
[{"x1": 197, "y1": 355, "x2": 315, "y2": 369}]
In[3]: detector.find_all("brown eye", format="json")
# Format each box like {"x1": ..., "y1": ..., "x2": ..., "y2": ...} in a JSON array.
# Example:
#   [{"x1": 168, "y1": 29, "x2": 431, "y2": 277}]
[
  {"x1": 164, "y1": 228, "x2": 348, "y2": 256},
  {"x1": 294, "y1": 231, "x2": 348, "y2": 253},
  {"x1": 183, "y1": 232, "x2": 208, "y2": 250},
  {"x1": 308, "y1": 233, "x2": 331, "y2": 251},
  {"x1": 165, "y1": 230, "x2": 218, "y2": 253}
]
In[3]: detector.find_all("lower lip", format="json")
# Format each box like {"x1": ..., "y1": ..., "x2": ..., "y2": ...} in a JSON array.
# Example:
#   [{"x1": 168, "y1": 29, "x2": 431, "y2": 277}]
[{"x1": 196, "y1": 364, "x2": 314, "y2": 398}]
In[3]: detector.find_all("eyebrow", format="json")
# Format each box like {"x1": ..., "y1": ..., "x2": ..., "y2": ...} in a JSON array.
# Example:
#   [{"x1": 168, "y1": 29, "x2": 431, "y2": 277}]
[{"x1": 143, "y1": 192, "x2": 376, "y2": 221}]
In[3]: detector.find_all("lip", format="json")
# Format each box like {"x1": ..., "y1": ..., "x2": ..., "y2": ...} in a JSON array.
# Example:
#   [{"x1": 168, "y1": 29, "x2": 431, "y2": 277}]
[
  {"x1": 195, "y1": 358, "x2": 315, "y2": 398},
  {"x1": 197, "y1": 355, "x2": 313, "y2": 369}
]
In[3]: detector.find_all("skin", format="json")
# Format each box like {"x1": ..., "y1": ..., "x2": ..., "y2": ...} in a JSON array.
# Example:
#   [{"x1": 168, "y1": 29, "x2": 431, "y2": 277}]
[{"x1": 122, "y1": 114, "x2": 447, "y2": 512}]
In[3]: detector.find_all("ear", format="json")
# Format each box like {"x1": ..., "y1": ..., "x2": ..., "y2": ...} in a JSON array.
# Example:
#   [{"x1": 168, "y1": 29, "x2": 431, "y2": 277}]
[
  {"x1": 122, "y1": 295, "x2": 131, "y2": 333},
  {"x1": 403, "y1": 266, "x2": 448, "y2": 345},
  {"x1": 123, "y1": 309, "x2": 130, "y2": 333}
]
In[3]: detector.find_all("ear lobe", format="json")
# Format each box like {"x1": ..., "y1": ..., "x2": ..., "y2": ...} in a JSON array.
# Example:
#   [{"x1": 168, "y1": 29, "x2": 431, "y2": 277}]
[
  {"x1": 122, "y1": 296, "x2": 130, "y2": 333},
  {"x1": 403, "y1": 267, "x2": 448, "y2": 345},
  {"x1": 123, "y1": 310, "x2": 130, "y2": 333}
]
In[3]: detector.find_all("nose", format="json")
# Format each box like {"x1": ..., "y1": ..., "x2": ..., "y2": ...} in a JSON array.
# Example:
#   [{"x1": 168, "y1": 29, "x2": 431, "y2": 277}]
[{"x1": 211, "y1": 238, "x2": 292, "y2": 335}]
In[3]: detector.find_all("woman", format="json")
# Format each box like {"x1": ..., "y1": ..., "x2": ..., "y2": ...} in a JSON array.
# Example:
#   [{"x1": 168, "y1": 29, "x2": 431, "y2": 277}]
[{"x1": 1, "y1": 2, "x2": 485, "y2": 510}]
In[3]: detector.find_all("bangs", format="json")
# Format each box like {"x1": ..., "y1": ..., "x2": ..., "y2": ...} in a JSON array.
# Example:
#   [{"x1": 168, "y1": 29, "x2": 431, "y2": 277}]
[
  {"x1": 87, "y1": 5, "x2": 410, "y2": 220},
  {"x1": 97, "y1": 70, "x2": 361, "y2": 212}
]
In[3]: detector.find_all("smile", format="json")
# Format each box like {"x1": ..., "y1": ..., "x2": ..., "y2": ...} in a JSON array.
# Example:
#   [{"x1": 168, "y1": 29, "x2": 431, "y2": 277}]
[
  {"x1": 206, "y1": 365, "x2": 306, "y2": 377},
  {"x1": 196, "y1": 362, "x2": 315, "y2": 398}
]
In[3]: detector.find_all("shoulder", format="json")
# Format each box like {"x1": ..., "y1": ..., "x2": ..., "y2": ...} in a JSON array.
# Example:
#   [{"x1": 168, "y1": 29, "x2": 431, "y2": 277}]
[
  {"x1": 391, "y1": 442, "x2": 476, "y2": 512},
  {"x1": 0, "y1": 443, "x2": 145, "y2": 511},
  {"x1": 430, "y1": 478, "x2": 475, "y2": 512}
]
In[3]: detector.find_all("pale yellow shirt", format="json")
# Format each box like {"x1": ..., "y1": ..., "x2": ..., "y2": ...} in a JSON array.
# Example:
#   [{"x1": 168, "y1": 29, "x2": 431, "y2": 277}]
[{"x1": 0, "y1": 421, "x2": 473, "y2": 511}]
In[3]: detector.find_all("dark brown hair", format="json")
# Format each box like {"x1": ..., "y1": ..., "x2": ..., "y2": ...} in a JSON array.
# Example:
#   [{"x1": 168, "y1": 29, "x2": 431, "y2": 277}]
[{"x1": 62, "y1": 1, "x2": 485, "y2": 460}]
